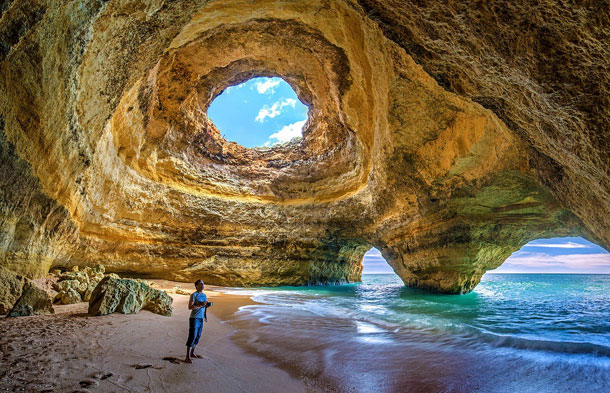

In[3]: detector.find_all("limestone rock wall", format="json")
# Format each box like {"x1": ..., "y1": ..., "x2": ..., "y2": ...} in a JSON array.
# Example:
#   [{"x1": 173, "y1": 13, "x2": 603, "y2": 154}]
[
  {"x1": 0, "y1": 0, "x2": 607, "y2": 293},
  {"x1": 0, "y1": 119, "x2": 77, "y2": 277},
  {"x1": 357, "y1": 0, "x2": 610, "y2": 247}
]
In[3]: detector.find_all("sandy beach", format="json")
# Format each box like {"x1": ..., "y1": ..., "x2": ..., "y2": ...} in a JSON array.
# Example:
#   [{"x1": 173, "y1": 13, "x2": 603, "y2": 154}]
[{"x1": 0, "y1": 280, "x2": 309, "y2": 393}]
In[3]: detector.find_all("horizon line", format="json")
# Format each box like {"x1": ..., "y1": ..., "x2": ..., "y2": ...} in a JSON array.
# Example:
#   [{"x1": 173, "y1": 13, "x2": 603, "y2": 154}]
[{"x1": 361, "y1": 272, "x2": 610, "y2": 275}]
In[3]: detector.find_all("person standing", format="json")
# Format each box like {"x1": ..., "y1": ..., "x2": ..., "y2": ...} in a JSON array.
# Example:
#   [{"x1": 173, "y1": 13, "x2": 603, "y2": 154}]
[{"x1": 185, "y1": 279, "x2": 208, "y2": 363}]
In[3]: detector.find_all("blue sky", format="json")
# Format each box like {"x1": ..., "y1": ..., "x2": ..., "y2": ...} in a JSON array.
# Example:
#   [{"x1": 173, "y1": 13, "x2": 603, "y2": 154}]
[
  {"x1": 362, "y1": 237, "x2": 610, "y2": 274},
  {"x1": 361, "y1": 248, "x2": 394, "y2": 274},
  {"x1": 208, "y1": 77, "x2": 308, "y2": 148},
  {"x1": 487, "y1": 237, "x2": 610, "y2": 274}
]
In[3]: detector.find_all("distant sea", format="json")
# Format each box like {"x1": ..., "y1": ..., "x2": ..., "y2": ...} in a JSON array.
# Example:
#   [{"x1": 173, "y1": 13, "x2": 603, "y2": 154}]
[{"x1": 222, "y1": 274, "x2": 610, "y2": 392}]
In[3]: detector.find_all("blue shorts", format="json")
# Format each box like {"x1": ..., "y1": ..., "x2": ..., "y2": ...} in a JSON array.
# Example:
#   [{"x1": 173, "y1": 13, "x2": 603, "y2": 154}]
[{"x1": 186, "y1": 318, "x2": 204, "y2": 347}]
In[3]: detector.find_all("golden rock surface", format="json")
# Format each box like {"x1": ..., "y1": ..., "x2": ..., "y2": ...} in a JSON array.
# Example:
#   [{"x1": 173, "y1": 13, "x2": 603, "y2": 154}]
[{"x1": 0, "y1": 0, "x2": 607, "y2": 293}]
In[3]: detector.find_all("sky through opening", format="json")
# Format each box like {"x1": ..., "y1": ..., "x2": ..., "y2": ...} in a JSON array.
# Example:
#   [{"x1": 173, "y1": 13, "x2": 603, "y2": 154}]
[
  {"x1": 207, "y1": 77, "x2": 308, "y2": 148},
  {"x1": 487, "y1": 236, "x2": 610, "y2": 274},
  {"x1": 362, "y1": 248, "x2": 397, "y2": 275},
  {"x1": 362, "y1": 237, "x2": 610, "y2": 275}
]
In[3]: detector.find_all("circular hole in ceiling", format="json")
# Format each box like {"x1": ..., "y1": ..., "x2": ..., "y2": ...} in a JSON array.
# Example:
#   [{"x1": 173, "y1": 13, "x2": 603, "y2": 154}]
[{"x1": 207, "y1": 77, "x2": 309, "y2": 148}]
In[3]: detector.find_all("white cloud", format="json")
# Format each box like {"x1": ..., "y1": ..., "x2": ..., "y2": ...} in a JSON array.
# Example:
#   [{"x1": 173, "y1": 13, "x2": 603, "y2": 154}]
[
  {"x1": 364, "y1": 248, "x2": 383, "y2": 258},
  {"x1": 255, "y1": 78, "x2": 281, "y2": 94},
  {"x1": 255, "y1": 105, "x2": 280, "y2": 123},
  {"x1": 523, "y1": 242, "x2": 590, "y2": 249},
  {"x1": 282, "y1": 98, "x2": 296, "y2": 107},
  {"x1": 224, "y1": 84, "x2": 245, "y2": 94},
  {"x1": 255, "y1": 98, "x2": 297, "y2": 123},
  {"x1": 490, "y1": 252, "x2": 610, "y2": 273},
  {"x1": 362, "y1": 248, "x2": 395, "y2": 274},
  {"x1": 267, "y1": 120, "x2": 306, "y2": 144}
]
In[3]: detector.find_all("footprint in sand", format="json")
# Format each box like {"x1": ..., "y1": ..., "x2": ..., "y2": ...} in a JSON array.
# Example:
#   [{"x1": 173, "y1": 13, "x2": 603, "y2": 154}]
[
  {"x1": 90, "y1": 371, "x2": 113, "y2": 380},
  {"x1": 133, "y1": 364, "x2": 153, "y2": 369},
  {"x1": 162, "y1": 356, "x2": 181, "y2": 364},
  {"x1": 79, "y1": 379, "x2": 99, "y2": 388}
]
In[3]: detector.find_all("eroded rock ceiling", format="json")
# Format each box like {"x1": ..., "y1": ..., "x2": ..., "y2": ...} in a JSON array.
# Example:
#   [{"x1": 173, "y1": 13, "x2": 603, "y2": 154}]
[{"x1": 1, "y1": 0, "x2": 608, "y2": 293}]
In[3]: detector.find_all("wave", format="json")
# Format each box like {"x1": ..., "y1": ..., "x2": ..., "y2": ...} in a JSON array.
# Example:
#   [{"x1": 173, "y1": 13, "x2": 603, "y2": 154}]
[
  {"x1": 220, "y1": 285, "x2": 610, "y2": 359},
  {"x1": 471, "y1": 329, "x2": 610, "y2": 357}
]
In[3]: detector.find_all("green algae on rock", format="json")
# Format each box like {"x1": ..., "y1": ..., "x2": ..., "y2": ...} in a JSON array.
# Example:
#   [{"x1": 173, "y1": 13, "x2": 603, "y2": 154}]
[{"x1": 88, "y1": 277, "x2": 173, "y2": 317}]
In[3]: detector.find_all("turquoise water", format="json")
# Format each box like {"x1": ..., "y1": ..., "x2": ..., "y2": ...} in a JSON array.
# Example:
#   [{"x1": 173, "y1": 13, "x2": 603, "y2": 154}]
[{"x1": 224, "y1": 274, "x2": 610, "y2": 392}]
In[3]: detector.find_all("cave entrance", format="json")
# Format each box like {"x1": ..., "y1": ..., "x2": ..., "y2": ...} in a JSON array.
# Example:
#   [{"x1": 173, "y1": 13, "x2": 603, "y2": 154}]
[
  {"x1": 207, "y1": 77, "x2": 309, "y2": 148},
  {"x1": 361, "y1": 248, "x2": 399, "y2": 276},
  {"x1": 487, "y1": 236, "x2": 610, "y2": 274}
]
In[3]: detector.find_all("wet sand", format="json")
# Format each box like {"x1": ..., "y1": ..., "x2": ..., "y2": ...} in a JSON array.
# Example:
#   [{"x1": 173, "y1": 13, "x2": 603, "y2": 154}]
[{"x1": 0, "y1": 280, "x2": 309, "y2": 393}]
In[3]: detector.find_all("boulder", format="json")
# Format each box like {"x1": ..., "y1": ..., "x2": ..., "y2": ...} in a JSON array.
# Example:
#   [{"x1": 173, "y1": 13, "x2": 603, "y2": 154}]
[
  {"x1": 82, "y1": 265, "x2": 105, "y2": 282},
  {"x1": 143, "y1": 289, "x2": 174, "y2": 316},
  {"x1": 54, "y1": 287, "x2": 82, "y2": 305},
  {"x1": 0, "y1": 267, "x2": 28, "y2": 314},
  {"x1": 82, "y1": 284, "x2": 97, "y2": 302},
  {"x1": 91, "y1": 264, "x2": 105, "y2": 275},
  {"x1": 88, "y1": 277, "x2": 173, "y2": 317},
  {"x1": 8, "y1": 282, "x2": 54, "y2": 317}
]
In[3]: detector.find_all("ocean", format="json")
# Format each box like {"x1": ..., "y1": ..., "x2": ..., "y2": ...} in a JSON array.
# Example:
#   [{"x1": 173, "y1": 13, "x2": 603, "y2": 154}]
[{"x1": 222, "y1": 274, "x2": 610, "y2": 392}]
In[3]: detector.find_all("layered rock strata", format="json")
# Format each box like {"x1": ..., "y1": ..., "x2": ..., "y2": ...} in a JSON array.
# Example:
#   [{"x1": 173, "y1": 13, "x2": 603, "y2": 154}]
[{"x1": 0, "y1": 0, "x2": 608, "y2": 293}]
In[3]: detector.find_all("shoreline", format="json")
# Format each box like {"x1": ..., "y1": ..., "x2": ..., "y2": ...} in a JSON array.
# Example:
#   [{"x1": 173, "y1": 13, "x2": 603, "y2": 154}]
[
  {"x1": 4, "y1": 275, "x2": 608, "y2": 392},
  {"x1": 216, "y1": 275, "x2": 610, "y2": 393},
  {"x1": 0, "y1": 279, "x2": 309, "y2": 393}
]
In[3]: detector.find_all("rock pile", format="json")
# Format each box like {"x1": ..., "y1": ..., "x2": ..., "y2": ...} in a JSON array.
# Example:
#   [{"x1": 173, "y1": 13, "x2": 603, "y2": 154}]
[
  {"x1": 88, "y1": 277, "x2": 173, "y2": 317},
  {"x1": 1, "y1": 264, "x2": 172, "y2": 316},
  {"x1": 52, "y1": 265, "x2": 113, "y2": 305}
]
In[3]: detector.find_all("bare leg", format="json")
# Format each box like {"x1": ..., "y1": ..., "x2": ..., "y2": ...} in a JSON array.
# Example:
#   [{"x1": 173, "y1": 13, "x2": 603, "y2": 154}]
[
  {"x1": 185, "y1": 347, "x2": 192, "y2": 363},
  {"x1": 190, "y1": 345, "x2": 203, "y2": 358}
]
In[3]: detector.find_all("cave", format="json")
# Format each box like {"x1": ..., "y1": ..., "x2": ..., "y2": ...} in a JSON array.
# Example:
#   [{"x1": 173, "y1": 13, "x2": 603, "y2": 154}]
[{"x1": 1, "y1": 0, "x2": 609, "y2": 296}]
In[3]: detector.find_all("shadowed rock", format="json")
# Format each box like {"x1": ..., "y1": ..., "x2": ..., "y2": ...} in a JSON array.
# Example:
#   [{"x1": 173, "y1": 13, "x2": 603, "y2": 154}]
[
  {"x1": 0, "y1": 267, "x2": 28, "y2": 314},
  {"x1": 8, "y1": 282, "x2": 54, "y2": 317}
]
